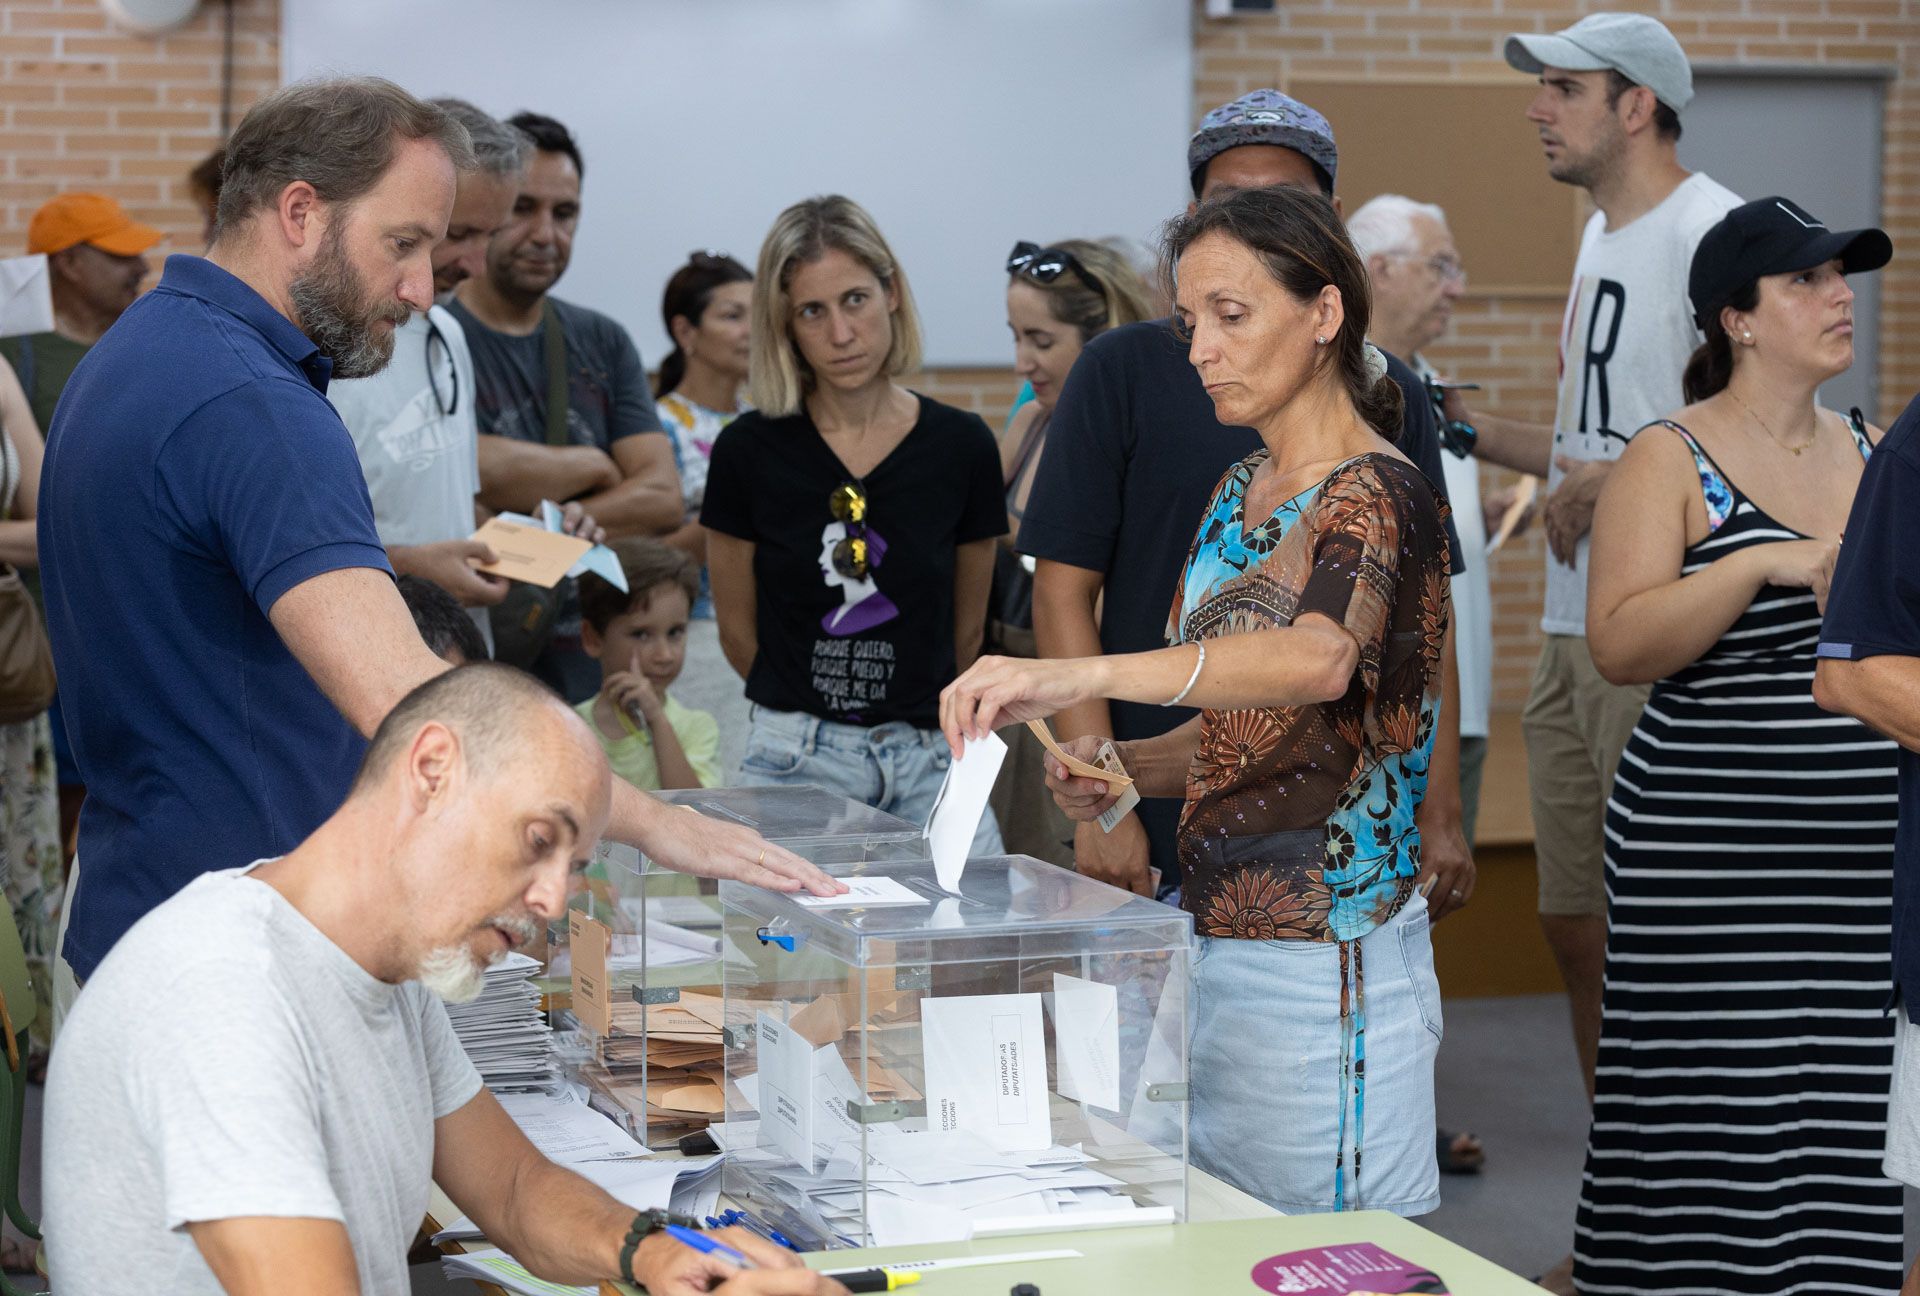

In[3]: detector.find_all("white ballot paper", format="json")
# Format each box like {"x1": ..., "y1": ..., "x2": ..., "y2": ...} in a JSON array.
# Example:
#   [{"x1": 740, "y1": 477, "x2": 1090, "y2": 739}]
[
  {"x1": 0, "y1": 255, "x2": 53, "y2": 339},
  {"x1": 757, "y1": 1011, "x2": 815, "y2": 1169},
  {"x1": 925, "y1": 731, "x2": 1007, "y2": 892},
  {"x1": 1051, "y1": 973, "x2": 1121, "y2": 1111},
  {"x1": 923, "y1": 992, "x2": 1052, "y2": 1152},
  {"x1": 794, "y1": 875, "x2": 929, "y2": 909}
]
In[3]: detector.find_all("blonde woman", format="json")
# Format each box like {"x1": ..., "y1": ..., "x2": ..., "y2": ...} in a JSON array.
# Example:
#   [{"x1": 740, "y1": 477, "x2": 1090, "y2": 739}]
[
  {"x1": 701, "y1": 196, "x2": 1005, "y2": 846},
  {"x1": 992, "y1": 239, "x2": 1154, "y2": 864}
]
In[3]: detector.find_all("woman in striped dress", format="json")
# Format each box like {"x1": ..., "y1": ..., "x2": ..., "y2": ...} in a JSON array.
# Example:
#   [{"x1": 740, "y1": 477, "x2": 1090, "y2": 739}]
[{"x1": 1577, "y1": 197, "x2": 1898, "y2": 1294}]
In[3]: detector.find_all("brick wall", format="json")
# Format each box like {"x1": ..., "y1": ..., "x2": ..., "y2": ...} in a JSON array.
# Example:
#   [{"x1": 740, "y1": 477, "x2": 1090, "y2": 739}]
[
  {"x1": 5, "y1": 0, "x2": 1912, "y2": 710},
  {"x1": 0, "y1": 0, "x2": 280, "y2": 251}
]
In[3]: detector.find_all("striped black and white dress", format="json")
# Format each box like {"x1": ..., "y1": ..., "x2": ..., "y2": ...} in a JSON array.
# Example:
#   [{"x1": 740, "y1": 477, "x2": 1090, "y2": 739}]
[{"x1": 1573, "y1": 416, "x2": 1901, "y2": 1295}]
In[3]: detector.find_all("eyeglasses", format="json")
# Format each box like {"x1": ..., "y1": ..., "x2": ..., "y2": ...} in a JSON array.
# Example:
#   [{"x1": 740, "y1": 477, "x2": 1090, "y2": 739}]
[
  {"x1": 1392, "y1": 251, "x2": 1467, "y2": 286},
  {"x1": 425, "y1": 314, "x2": 459, "y2": 417},
  {"x1": 1007, "y1": 241, "x2": 1104, "y2": 296},
  {"x1": 829, "y1": 481, "x2": 871, "y2": 580},
  {"x1": 1422, "y1": 375, "x2": 1477, "y2": 459}
]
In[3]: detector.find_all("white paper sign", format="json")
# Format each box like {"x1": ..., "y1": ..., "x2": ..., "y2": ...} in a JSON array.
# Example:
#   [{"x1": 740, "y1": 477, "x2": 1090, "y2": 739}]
[
  {"x1": 756, "y1": 1011, "x2": 814, "y2": 1170},
  {"x1": 1051, "y1": 973, "x2": 1121, "y2": 1111},
  {"x1": 925, "y1": 732, "x2": 1007, "y2": 892},
  {"x1": 794, "y1": 876, "x2": 929, "y2": 909},
  {"x1": 0, "y1": 255, "x2": 53, "y2": 340},
  {"x1": 923, "y1": 992, "x2": 1051, "y2": 1152}
]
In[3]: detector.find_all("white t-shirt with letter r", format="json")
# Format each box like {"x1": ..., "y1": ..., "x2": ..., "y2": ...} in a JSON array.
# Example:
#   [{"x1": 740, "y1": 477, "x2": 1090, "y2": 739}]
[{"x1": 1542, "y1": 172, "x2": 1742, "y2": 637}]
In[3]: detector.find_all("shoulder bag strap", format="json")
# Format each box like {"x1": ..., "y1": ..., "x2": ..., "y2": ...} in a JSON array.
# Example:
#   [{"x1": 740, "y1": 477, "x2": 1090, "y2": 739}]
[{"x1": 541, "y1": 299, "x2": 569, "y2": 447}]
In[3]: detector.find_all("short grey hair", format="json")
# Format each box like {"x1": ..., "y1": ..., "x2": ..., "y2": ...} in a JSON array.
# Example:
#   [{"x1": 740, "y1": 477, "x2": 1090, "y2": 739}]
[
  {"x1": 217, "y1": 76, "x2": 476, "y2": 234},
  {"x1": 351, "y1": 662, "x2": 570, "y2": 795},
  {"x1": 430, "y1": 97, "x2": 531, "y2": 178},
  {"x1": 1346, "y1": 194, "x2": 1450, "y2": 263}
]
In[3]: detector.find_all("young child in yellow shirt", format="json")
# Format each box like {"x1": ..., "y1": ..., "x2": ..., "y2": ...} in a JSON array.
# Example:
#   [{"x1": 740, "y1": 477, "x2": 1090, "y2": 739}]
[{"x1": 576, "y1": 539, "x2": 721, "y2": 790}]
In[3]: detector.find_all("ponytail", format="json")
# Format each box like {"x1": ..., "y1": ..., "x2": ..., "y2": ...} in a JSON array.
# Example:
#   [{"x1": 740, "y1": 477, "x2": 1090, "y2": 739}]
[
  {"x1": 654, "y1": 347, "x2": 688, "y2": 399},
  {"x1": 1682, "y1": 279, "x2": 1758, "y2": 403}
]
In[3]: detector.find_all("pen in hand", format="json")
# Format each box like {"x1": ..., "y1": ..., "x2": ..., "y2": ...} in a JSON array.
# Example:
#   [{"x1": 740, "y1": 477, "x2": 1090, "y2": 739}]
[{"x1": 662, "y1": 1224, "x2": 757, "y2": 1270}]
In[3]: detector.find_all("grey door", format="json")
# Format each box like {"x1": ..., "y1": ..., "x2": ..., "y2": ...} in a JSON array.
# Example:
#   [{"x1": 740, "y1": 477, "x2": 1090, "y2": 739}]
[{"x1": 1681, "y1": 71, "x2": 1888, "y2": 416}]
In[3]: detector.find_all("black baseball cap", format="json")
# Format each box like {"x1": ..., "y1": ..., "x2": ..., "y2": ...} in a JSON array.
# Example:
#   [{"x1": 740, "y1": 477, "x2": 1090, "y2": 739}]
[{"x1": 1688, "y1": 196, "x2": 1892, "y2": 330}]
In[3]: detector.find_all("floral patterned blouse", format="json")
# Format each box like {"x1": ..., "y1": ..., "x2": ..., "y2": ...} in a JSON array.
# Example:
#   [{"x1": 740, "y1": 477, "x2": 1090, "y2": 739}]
[{"x1": 1168, "y1": 451, "x2": 1452, "y2": 944}]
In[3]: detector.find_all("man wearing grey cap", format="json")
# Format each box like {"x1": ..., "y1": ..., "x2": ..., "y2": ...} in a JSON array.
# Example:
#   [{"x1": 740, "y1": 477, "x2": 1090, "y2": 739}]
[{"x1": 1442, "y1": 14, "x2": 1739, "y2": 1294}]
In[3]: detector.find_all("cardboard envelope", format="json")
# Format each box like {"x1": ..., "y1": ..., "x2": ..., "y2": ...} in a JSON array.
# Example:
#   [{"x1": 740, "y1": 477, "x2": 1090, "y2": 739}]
[{"x1": 472, "y1": 517, "x2": 592, "y2": 588}]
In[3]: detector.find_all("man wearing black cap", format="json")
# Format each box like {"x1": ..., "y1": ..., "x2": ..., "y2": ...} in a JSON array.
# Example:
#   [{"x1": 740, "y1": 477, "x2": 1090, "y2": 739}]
[
  {"x1": 1015, "y1": 90, "x2": 1474, "y2": 924},
  {"x1": 1441, "y1": 23, "x2": 1740, "y2": 1188}
]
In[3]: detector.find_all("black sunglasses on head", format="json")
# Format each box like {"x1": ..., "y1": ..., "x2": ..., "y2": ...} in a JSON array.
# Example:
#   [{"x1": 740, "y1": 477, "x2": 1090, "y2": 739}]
[{"x1": 1007, "y1": 241, "x2": 1104, "y2": 296}]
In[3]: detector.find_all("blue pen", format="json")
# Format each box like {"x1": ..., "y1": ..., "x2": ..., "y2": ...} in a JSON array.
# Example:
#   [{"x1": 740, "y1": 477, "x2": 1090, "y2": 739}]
[{"x1": 662, "y1": 1224, "x2": 757, "y2": 1270}]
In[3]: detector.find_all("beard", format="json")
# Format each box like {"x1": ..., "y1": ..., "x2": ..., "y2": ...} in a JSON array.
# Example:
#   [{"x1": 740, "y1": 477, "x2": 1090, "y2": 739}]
[
  {"x1": 1549, "y1": 126, "x2": 1626, "y2": 191},
  {"x1": 289, "y1": 224, "x2": 410, "y2": 380},
  {"x1": 416, "y1": 911, "x2": 542, "y2": 1005}
]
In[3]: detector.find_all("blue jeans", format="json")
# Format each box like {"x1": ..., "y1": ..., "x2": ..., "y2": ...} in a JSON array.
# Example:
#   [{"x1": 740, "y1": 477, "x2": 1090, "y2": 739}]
[
  {"x1": 1189, "y1": 893, "x2": 1441, "y2": 1215},
  {"x1": 738, "y1": 706, "x2": 1003, "y2": 855}
]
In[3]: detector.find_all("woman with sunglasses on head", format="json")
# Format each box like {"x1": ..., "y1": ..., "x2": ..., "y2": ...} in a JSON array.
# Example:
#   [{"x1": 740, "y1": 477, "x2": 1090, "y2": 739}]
[
  {"x1": 1574, "y1": 200, "x2": 1899, "y2": 1293},
  {"x1": 991, "y1": 239, "x2": 1155, "y2": 865},
  {"x1": 942, "y1": 185, "x2": 1453, "y2": 1218},
  {"x1": 701, "y1": 196, "x2": 1006, "y2": 847}
]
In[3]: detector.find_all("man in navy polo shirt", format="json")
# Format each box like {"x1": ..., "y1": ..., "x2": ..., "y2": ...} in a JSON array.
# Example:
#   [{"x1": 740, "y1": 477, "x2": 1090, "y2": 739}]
[
  {"x1": 1815, "y1": 390, "x2": 1920, "y2": 1294},
  {"x1": 39, "y1": 77, "x2": 836, "y2": 1009}
]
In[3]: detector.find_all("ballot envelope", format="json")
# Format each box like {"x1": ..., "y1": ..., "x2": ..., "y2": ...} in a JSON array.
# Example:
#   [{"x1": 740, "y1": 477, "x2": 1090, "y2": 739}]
[
  {"x1": 554, "y1": 786, "x2": 928, "y2": 1147},
  {"x1": 716, "y1": 853, "x2": 1194, "y2": 1249}
]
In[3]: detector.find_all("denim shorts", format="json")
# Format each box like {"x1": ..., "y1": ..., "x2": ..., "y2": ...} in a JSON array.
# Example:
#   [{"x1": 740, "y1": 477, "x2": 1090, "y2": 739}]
[
  {"x1": 738, "y1": 706, "x2": 1003, "y2": 855},
  {"x1": 1189, "y1": 892, "x2": 1442, "y2": 1216}
]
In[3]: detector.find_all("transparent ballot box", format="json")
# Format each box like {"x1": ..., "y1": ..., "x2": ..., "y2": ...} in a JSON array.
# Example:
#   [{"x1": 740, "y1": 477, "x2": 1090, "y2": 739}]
[
  {"x1": 717, "y1": 854, "x2": 1193, "y2": 1250},
  {"x1": 562, "y1": 786, "x2": 928, "y2": 1146}
]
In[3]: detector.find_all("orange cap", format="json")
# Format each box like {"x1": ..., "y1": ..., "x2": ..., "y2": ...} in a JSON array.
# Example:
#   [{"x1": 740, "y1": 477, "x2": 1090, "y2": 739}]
[{"x1": 27, "y1": 192, "x2": 165, "y2": 257}]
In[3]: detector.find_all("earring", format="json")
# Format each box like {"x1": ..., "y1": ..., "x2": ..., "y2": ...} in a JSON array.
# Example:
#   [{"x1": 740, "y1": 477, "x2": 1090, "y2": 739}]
[
  {"x1": 1742, "y1": 331, "x2": 1754, "y2": 345},
  {"x1": 1314, "y1": 335, "x2": 1328, "y2": 346}
]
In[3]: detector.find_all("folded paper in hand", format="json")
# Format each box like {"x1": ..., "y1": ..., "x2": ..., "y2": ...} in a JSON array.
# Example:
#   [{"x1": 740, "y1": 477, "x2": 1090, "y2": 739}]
[
  {"x1": 1026, "y1": 720, "x2": 1133, "y2": 787},
  {"x1": 471, "y1": 517, "x2": 592, "y2": 588}
]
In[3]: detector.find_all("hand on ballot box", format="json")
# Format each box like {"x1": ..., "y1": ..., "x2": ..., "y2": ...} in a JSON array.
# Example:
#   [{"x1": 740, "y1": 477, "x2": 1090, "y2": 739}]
[{"x1": 649, "y1": 806, "x2": 845, "y2": 899}]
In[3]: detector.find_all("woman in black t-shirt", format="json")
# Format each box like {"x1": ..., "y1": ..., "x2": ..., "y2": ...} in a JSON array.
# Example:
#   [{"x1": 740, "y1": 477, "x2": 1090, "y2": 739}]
[{"x1": 701, "y1": 195, "x2": 1006, "y2": 845}]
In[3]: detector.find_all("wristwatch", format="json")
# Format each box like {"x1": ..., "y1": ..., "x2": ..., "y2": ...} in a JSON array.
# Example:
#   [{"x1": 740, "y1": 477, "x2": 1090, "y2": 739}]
[{"x1": 621, "y1": 1208, "x2": 705, "y2": 1283}]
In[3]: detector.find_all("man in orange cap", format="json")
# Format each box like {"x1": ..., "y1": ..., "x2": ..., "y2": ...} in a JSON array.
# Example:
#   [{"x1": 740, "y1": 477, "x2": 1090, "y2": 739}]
[{"x1": 0, "y1": 192, "x2": 164, "y2": 432}]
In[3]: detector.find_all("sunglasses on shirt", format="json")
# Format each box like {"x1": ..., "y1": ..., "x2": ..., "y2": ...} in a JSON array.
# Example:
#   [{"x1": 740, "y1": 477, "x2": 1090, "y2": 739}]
[{"x1": 829, "y1": 481, "x2": 871, "y2": 581}]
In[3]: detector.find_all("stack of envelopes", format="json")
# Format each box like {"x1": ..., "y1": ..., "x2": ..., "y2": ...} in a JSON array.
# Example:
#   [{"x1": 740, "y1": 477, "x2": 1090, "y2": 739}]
[
  {"x1": 581, "y1": 989, "x2": 730, "y2": 1143},
  {"x1": 444, "y1": 951, "x2": 557, "y2": 1094}
]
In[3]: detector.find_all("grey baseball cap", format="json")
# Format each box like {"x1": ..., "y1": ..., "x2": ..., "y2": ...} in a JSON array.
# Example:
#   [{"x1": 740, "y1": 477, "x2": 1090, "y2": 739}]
[
  {"x1": 1505, "y1": 12, "x2": 1694, "y2": 113},
  {"x1": 1187, "y1": 89, "x2": 1337, "y2": 197}
]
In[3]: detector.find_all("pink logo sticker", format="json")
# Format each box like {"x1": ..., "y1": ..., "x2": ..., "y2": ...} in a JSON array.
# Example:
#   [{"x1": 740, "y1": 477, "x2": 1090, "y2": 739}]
[{"x1": 1250, "y1": 1243, "x2": 1449, "y2": 1295}]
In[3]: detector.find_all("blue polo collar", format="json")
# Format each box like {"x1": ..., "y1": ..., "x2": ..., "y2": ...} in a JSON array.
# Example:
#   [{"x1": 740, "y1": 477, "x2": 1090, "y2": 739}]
[{"x1": 156, "y1": 254, "x2": 335, "y2": 390}]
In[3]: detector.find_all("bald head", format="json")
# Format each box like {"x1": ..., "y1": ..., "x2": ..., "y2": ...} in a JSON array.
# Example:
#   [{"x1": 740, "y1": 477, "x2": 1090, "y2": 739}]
[{"x1": 353, "y1": 662, "x2": 589, "y2": 795}]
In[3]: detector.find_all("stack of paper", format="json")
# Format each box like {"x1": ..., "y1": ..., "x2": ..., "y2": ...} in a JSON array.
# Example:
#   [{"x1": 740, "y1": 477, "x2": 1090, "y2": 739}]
[
  {"x1": 445, "y1": 952, "x2": 556, "y2": 1094},
  {"x1": 580, "y1": 989, "x2": 729, "y2": 1144}
]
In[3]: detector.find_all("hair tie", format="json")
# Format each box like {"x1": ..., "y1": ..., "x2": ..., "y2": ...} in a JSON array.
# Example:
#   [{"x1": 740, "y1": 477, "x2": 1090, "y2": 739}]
[{"x1": 1363, "y1": 341, "x2": 1389, "y2": 386}]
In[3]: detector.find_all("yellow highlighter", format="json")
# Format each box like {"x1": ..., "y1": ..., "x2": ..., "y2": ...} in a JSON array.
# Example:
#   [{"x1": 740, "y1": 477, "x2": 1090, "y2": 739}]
[{"x1": 837, "y1": 1269, "x2": 920, "y2": 1293}]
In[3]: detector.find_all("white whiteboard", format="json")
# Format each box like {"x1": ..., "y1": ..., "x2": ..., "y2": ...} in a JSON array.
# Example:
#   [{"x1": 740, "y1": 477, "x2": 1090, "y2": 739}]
[{"x1": 283, "y1": 0, "x2": 1192, "y2": 368}]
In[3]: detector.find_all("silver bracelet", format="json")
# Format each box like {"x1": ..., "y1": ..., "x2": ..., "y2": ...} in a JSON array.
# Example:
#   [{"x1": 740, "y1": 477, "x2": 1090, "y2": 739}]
[{"x1": 1164, "y1": 641, "x2": 1206, "y2": 707}]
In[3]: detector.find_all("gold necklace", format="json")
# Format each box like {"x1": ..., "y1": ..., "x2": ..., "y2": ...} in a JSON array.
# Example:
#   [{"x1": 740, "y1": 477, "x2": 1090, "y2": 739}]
[{"x1": 1729, "y1": 390, "x2": 1817, "y2": 456}]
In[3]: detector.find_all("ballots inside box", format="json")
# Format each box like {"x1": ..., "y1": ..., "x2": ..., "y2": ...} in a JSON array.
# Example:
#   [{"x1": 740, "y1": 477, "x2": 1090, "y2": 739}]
[
  {"x1": 470, "y1": 517, "x2": 591, "y2": 588},
  {"x1": 555, "y1": 785, "x2": 930, "y2": 1149},
  {"x1": 716, "y1": 853, "x2": 1193, "y2": 1250}
]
